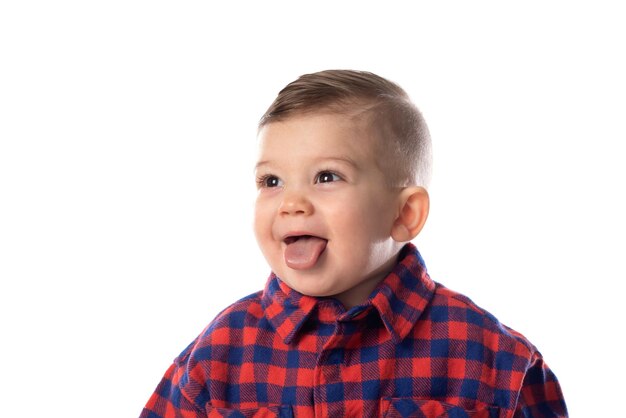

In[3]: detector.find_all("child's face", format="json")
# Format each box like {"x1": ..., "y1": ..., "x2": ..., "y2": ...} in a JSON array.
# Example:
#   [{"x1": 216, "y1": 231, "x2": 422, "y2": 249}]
[{"x1": 254, "y1": 112, "x2": 404, "y2": 308}]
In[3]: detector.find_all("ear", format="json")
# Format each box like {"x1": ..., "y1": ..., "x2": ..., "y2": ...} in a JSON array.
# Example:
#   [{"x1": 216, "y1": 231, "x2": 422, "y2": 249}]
[{"x1": 391, "y1": 187, "x2": 430, "y2": 242}]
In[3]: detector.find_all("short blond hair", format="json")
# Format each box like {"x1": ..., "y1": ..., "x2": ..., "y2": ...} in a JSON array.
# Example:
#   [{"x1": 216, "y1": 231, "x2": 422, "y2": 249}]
[{"x1": 259, "y1": 70, "x2": 432, "y2": 188}]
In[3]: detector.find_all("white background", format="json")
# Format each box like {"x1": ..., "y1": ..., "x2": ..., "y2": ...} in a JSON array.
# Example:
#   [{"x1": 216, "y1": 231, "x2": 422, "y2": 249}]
[{"x1": 1, "y1": 2, "x2": 624, "y2": 417}]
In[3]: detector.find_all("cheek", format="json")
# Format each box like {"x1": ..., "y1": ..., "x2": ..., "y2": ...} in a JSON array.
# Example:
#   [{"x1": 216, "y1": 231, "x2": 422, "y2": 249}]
[
  {"x1": 327, "y1": 193, "x2": 394, "y2": 235},
  {"x1": 253, "y1": 198, "x2": 274, "y2": 240},
  {"x1": 322, "y1": 197, "x2": 358, "y2": 224},
  {"x1": 326, "y1": 207, "x2": 379, "y2": 247}
]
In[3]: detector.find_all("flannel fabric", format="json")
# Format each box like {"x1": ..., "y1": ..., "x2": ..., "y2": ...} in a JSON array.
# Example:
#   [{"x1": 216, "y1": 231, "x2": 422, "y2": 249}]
[{"x1": 141, "y1": 244, "x2": 567, "y2": 417}]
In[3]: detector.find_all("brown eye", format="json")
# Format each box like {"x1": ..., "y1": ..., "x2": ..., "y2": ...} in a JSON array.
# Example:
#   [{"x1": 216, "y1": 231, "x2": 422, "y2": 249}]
[
  {"x1": 265, "y1": 176, "x2": 282, "y2": 187},
  {"x1": 316, "y1": 171, "x2": 340, "y2": 183},
  {"x1": 257, "y1": 175, "x2": 283, "y2": 188}
]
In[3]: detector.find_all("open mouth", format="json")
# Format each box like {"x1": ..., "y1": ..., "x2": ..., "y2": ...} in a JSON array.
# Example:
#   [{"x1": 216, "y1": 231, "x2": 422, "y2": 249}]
[
  {"x1": 283, "y1": 235, "x2": 328, "y2": 270},
  {"x1": 284, "y1": 234, "x2": 320, "y2": 244}
]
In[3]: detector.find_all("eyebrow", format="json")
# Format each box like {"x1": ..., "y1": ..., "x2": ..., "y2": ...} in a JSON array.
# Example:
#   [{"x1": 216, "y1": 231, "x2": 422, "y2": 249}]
[
  {"x1": 315, "y1": 156, "x2": 359, "y2": 168},
  {"x1": 254, "y1": 156, "x2": 359, "y2": 172}
]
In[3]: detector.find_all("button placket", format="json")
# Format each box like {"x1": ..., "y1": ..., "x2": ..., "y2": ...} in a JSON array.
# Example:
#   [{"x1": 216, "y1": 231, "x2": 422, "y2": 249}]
[{"x1": 313, "y1": 321, "x2": 347, "y2": 417}]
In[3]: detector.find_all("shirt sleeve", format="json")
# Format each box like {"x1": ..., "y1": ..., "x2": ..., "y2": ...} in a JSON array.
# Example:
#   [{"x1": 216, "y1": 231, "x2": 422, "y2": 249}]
[
  {"x1": 514, "y1": 352, "x2": 568, "y2": 417},
  {"x1": 139, "y1": 361, "x2": 206, "y2": 418}
]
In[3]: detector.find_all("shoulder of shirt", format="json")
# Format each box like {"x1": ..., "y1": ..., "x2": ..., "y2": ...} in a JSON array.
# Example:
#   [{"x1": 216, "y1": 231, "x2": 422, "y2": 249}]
[
  {"x1": 430, "y1": 281, "x2": 539, "y2": 358},
  {"x1": 173, "y1": 290, "x2": 265, "y2": 365}
]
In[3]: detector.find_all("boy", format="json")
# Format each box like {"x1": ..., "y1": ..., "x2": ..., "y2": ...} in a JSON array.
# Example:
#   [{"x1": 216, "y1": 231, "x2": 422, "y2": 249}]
[{"x1": 141, "y1": 70, "x2": 567, "y2": 417}]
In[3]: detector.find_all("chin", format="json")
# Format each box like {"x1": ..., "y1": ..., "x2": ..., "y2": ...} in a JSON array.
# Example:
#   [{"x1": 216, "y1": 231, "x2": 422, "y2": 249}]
[{"x1": 283, "y1": 277, "x2": 336, "y2": 298}]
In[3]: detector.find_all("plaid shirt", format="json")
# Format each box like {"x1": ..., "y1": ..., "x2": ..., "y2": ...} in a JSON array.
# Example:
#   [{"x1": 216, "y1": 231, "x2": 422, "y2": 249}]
[{"x1": 141, "y1": 244, "x2": 567, "y2": 417}]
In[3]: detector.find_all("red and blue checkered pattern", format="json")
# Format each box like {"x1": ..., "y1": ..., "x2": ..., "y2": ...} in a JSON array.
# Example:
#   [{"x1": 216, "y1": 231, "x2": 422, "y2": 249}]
[{"x1": 141, "y1": 244, "x2": 567, "y2": 417}]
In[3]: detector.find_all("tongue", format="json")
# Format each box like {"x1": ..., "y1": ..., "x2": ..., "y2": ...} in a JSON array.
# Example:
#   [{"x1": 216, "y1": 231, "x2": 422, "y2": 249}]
[{"x1": 284, "y1": 236, "x2": 327, "y2": 270}]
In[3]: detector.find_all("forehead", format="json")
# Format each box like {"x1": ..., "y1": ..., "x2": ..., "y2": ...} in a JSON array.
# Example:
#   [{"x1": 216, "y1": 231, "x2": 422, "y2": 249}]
[{"x1": 256, "y1": 112, "x2": 382, "y2": 163}]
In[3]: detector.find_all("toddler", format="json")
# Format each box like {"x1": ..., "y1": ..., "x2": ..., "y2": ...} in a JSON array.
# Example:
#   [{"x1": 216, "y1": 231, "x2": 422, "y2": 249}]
[{"x1": 140, "y1": 70, "x2": 567, "y2": 417}]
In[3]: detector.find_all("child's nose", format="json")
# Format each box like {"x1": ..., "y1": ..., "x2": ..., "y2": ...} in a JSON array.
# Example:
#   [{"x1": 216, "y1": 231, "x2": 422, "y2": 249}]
[{"x1": 279, "y1": 189, "x2": 314, "y2": 216}]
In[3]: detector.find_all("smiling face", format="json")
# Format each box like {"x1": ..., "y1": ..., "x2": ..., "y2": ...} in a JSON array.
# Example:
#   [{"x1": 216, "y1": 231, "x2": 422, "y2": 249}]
[{"x1": 254, "y1": 112, "x2": 406, "y2": 308}]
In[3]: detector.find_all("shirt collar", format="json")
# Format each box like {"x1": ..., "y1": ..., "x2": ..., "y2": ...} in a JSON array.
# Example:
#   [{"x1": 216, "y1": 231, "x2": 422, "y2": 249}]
[{"x1": 261, "y1": 243, "x2": 436, "y2": 345}]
